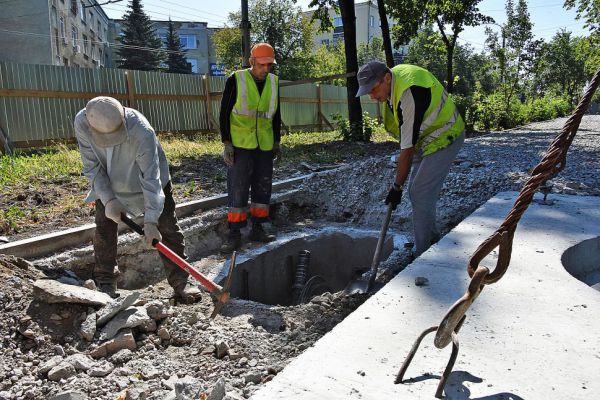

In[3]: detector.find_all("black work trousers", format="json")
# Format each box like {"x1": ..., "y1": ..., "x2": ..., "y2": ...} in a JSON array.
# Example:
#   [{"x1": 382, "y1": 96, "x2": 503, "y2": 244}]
[
  {"x1": 226, "y1": 147, "x2": 274, "y2": 231},
  {"x1": 93, "y1": 182, "x2": 188, "y2": 290}
]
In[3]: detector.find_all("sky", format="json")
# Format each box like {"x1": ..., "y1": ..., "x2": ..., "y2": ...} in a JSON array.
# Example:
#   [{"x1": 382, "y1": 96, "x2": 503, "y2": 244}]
[{"x1": 102, "y1": 0, "x2": 592, "y2": 51}]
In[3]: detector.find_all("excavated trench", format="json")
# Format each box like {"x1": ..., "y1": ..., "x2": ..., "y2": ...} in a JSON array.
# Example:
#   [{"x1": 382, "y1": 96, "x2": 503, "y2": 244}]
[{"x1": 218, "y1": 229, "x2": 394, "y2": 306}]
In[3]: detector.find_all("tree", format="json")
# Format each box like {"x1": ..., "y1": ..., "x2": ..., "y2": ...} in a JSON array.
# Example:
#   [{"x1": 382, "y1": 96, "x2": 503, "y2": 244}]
[
  {"x1": 250, "y1": 0, "x2": 315, "y2": 80},
  {"x1": 213, "y1": 26, "x2": 243, "y2": 73},
  {"x1": 116, "y1": 0, "x2": 163, "y2": 71},
  {"x1": 483, "y1": 0, "x2": 533, "y2": 127},
  {"x1": 165, "y1": 20, "x2": 191, "y2": 74},
  {"x1": 564, "y1": 0, "x2": 600, "y2": 37},
  {"x1": 376, "y1": 0, "x2": 395, "y2": 67},
  {"x1": 536, "y1": 30, "x2": 588, "y2": 106},
  {"x1": 212, "y1": 0, "x2": 314, "y2": 80},
  {"x1": 310, "y1": 42, "x2": 347, "y2": 85},
  {"x1": 310, "y1": 0, "x2": 365, "y2": 141},
  {"x1": 357, "y1": 37, "x2": 385, "y2": 66},
  {"x1": 404, "y1": 25, "x2": 447, "y2": 82},
  {"x1": 387, "y1": 0, "x2": 492, "y2": 93}
]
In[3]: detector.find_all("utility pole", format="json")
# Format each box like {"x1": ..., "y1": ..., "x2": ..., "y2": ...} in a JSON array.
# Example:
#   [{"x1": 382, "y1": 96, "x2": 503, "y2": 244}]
[{"x1": 241, "y1": 0, "x2": 251, "y2": 68}]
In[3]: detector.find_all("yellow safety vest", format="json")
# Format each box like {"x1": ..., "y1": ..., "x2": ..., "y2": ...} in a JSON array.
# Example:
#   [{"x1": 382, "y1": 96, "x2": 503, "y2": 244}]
[
  {"x1": 383, "y1": 64, "x2": 464, "y2": 156},
  {"x1": 230, "y1": 69, "x2": 279, "y2": 151}
]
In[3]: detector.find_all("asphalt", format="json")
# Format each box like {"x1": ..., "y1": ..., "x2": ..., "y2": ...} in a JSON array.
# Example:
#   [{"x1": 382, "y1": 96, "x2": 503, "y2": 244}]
[{"x1": 250, "y1": 192, "x2": 600, "y2": 400}]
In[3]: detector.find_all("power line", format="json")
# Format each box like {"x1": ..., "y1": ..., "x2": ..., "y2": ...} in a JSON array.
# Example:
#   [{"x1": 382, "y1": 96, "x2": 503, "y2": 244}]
[
  {"x1": 103, "y1": 4, "x2": 228, "y2": 26},
  {"x1": 145, "y1": 0, "x2": 229, "y2": 20},
  {"x1": 0, "y1": 28, "x2": 189, "y2": 55},
  {"x1": 480, "y1": 2, "x2": 566, "y2": 12}
]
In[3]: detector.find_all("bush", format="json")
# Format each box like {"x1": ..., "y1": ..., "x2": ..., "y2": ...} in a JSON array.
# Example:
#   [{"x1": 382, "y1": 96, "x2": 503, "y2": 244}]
[
  {"x1": 523, "y1": 95, "x2": 572, "y2": 122},
  {"x1": 471, "y1": 91, "x2": 525, "y2": 131},
  {"x1": 331, "y1": 112, "x2": 380, "y2": 142}
]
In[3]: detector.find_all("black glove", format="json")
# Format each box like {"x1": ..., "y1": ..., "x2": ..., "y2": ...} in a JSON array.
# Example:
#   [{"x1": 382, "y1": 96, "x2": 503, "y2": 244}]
[{"x1": 385, "y1": 185, "x2": 403, "y2": 210}]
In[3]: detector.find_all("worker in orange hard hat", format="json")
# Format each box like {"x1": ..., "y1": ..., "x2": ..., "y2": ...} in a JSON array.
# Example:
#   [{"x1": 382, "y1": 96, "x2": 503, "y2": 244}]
[{"x1": 218, "y1": 42, "x2": 281, "y2": 253}]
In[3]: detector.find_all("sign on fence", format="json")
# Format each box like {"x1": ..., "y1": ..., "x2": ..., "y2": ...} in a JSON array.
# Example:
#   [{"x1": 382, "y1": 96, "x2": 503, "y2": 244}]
[{"x1": 210, "y1": 63, "x2": 226, "y2": 77}]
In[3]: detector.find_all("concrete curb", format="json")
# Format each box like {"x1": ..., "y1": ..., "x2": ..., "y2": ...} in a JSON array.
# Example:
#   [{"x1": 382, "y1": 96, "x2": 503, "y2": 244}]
[{"x1": 0, "y1": 175, "x2": 311, "y2": 259}]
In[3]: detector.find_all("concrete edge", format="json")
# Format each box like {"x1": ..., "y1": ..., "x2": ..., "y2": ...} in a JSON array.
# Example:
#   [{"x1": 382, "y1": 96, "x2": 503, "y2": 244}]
[{"x1": 0, "y1": 174, "x2": 312, "y2": 259}]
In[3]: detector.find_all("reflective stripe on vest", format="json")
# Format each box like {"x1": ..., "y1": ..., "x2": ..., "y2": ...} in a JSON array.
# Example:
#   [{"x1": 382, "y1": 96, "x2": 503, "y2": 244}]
[
  {"x1": 230, "y1": 70, "x2": 278, "y2": 150},
  {"x1": 390, "y1": 65, "x2": 463, "y2": 156}
]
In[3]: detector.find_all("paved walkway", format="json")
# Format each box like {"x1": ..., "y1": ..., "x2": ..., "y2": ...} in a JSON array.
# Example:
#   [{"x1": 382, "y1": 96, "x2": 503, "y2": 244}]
[{"x1": 251, "y1": 192, "x2": 600, "y2": 400}]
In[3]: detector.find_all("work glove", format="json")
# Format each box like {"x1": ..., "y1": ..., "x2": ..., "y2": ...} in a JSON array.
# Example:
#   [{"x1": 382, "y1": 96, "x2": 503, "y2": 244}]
[
  {"x1": 384, "y1": 185, "x2": 403, "y2": 210},
  {"x1": 143, "y1": 223, "x2": 162, "y2": 249},
  {"x1": 223, "y1": 142, "x2": 234, "y2": 167},
  {"x1": 104, "y1": 198, "x2": 125, "y2": 223},
  {"x1": 272, "y1": 142, "x2": 281, "y2": 161}
]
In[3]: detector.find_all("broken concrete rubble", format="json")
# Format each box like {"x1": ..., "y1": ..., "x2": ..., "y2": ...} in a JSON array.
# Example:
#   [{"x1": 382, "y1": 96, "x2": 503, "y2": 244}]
[
  {"x1": 89, "y1": 330, "x2": 137, "y2": 359},
  {"x1": 33, "y1": 279, "x2": 112, "y2": 306},
  {"x1": 99, "y1": 306, "x2": 153, "y2": 341},
  {"x1": 96, "y1": 292, "x2": 140, "y2": 326}
]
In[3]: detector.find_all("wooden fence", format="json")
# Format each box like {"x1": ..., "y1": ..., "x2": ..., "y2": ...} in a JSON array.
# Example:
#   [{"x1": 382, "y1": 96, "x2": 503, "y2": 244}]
[{"x1": 0, "y1": 62, "x2": 380, "y2": 149}]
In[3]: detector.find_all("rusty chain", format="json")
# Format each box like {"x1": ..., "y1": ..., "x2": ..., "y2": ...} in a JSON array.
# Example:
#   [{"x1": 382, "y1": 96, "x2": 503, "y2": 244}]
[{"x1": 396, "y1": 67, "x2": 600, "y2": 398}]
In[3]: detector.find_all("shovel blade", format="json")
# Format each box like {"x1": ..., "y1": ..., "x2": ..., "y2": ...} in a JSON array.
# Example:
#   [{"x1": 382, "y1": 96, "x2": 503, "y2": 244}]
[{"x1": 342, "y1": 280, "x2": 385, "y2": 295}]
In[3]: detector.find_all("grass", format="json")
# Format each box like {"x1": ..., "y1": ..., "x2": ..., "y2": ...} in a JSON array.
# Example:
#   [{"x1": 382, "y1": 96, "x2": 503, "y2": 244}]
[{"x1": 0, "y1": 126, "x2": 395, "y2": 235}]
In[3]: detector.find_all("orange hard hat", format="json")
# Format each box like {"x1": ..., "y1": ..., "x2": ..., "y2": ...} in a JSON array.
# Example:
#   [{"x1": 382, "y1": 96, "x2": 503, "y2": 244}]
[{"x1": 250, "y1": 43, "x2": 276, "y2": 64}]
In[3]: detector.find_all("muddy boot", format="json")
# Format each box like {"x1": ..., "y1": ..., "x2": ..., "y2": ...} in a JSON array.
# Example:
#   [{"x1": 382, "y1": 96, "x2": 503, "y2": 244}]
[
  {"x1": 173, "y1": 282, "x2": 202, "y2": 304},
  {"x1": 220, "y1": 231, "x2": 242, "y2": 254},
  {"x1": 248, "y1": 223, "x2": 275, "y2": 243},
  {"x1": 97, "y1": 281, "x2": 119, "y2": 298}
]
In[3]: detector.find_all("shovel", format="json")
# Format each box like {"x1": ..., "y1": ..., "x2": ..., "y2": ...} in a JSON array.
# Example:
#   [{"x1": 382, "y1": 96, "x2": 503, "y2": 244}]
[
  {"x1": 344, "y1": 203, "x2": 394, "y2": 294},
  {"x1": 120, "y1": 213, "x2": 235, "y2": 318}
]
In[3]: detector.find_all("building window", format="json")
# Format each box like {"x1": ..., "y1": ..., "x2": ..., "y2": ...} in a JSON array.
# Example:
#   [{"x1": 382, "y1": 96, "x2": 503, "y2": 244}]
[
  {"x1": 157, "y1": 33, "x2": 167, "y2": 48},
  {"x1": 72, "y1": 26, "x2": 79, "y2": 50},
  {"x1": 51, "y1": 6, "x2": 57, "y2": 27},
  {"x1": 321, "y1": 39, "x2": 330, "y2": 46},
  {"x1": 59, "y1": 17, "x2": 66, "y2": 43},
  {"x1": 180, "y1": 35, "x2": 197, "y2": 49},
  {"x1": 333, "y1": 17, "x2": 343, "y2": 27},
  {"x1": 63, "y1": 57, "x2": 69, "y2": 66},
  {"x1": 97, "y1": 21, "x2": 101, "y2": 37},
  {"x1": 70, "y1": 0, "x2": 78, "y2": 15},
  {"x1": 83, "y1": 34, "x2": 89, "y2": 56},
  {"x1": 186, "y1": 58, "x2": 198, "y2": 73},
  {"x1": 80, "y1": 2, "x2": 86, "y2": 23},
  {"x1": 98, "y1": 48, "x2": 103, "y2": 66},
  {"x1": 54, "y1": 28, "x2": 60, "y2": 55},
  {"x1": 370, "y1": 15, "x2": 375, "y2": 27},
  {"x1": 91, "y1": 43, "x2": 96, "y2": 59},
  {"x1": 89, "y1": 11, "x2": 94, "y2": 29}
]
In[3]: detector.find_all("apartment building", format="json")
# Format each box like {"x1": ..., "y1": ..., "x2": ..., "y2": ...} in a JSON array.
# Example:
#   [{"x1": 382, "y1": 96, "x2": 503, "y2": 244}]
[
  {"x1": 110, "y1": 20, "x2": 217, "y2": 74},
  {"x1": 0, "y1": 0, "x2": 112, "y2": 67},
  {"x1": 305, "y1": 0, "x2": 408, "y2": 64}
]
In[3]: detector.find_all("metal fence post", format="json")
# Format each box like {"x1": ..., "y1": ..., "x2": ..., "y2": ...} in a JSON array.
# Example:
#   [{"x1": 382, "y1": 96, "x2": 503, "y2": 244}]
[
  {"x1": 204, "y1": 74, "x2": 213, "y2": 131},
  {"x1": 125, "y1": 70, "x2": 136, "y2": 109}
]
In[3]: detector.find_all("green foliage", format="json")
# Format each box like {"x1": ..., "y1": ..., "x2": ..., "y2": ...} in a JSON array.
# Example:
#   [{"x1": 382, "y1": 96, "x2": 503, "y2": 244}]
[
  {"x1": 388, "y1": 0, "x2": 493, "y2": 93},
  {"x1": 213, "y1": 27, "x2": 243, "y2": 73},
  {"x1": 310, "y1": 42, "x2": 347, "y2": 85},
  {"x1": 404, "y1": 25, "x2": 447, "y2": 83},
  {"x1": 165, "y1": 20, "x2": 191, "y2": 74},
  {"x1": 213, "y1": 0, "x2": 315, "y2": 80},
  {"x1": 523, "y1": 95, "x2": 571, "y2": 122},
  {"x1": 470, "y1": 89, "x2": 523, "y2": 131},
  {"x1": 331, "y1": 112, "x2": 380, "y2": 142},
  {"x1": 564, "y1": 0, "x2": 600, "y2": 36},
  {"x1": 116, "y1": 0, "x2": 164, "y2": 71},
  {"x1": 357, "y1": 37, "x2": 385, "y2": 66},
  {"x1": 0, "y1": 205, "x2": 25, "y2": 233}
]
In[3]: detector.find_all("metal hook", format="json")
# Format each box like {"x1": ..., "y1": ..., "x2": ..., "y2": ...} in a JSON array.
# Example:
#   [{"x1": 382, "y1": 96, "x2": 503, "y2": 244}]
[{"x1": 395, "y1": 315, "x2": 465, "y2": 398}]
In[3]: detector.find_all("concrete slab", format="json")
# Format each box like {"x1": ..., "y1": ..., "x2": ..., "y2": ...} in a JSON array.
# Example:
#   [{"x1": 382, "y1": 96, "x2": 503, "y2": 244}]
[{"x1": 251, "y1": 192, "x2": 600, "y2": 400}]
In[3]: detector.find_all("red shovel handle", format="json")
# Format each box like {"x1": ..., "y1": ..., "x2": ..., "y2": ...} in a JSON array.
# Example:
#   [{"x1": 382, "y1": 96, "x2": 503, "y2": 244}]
[{"x1": 120, "y1": 213, "x2": 223, "y2": 295}]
